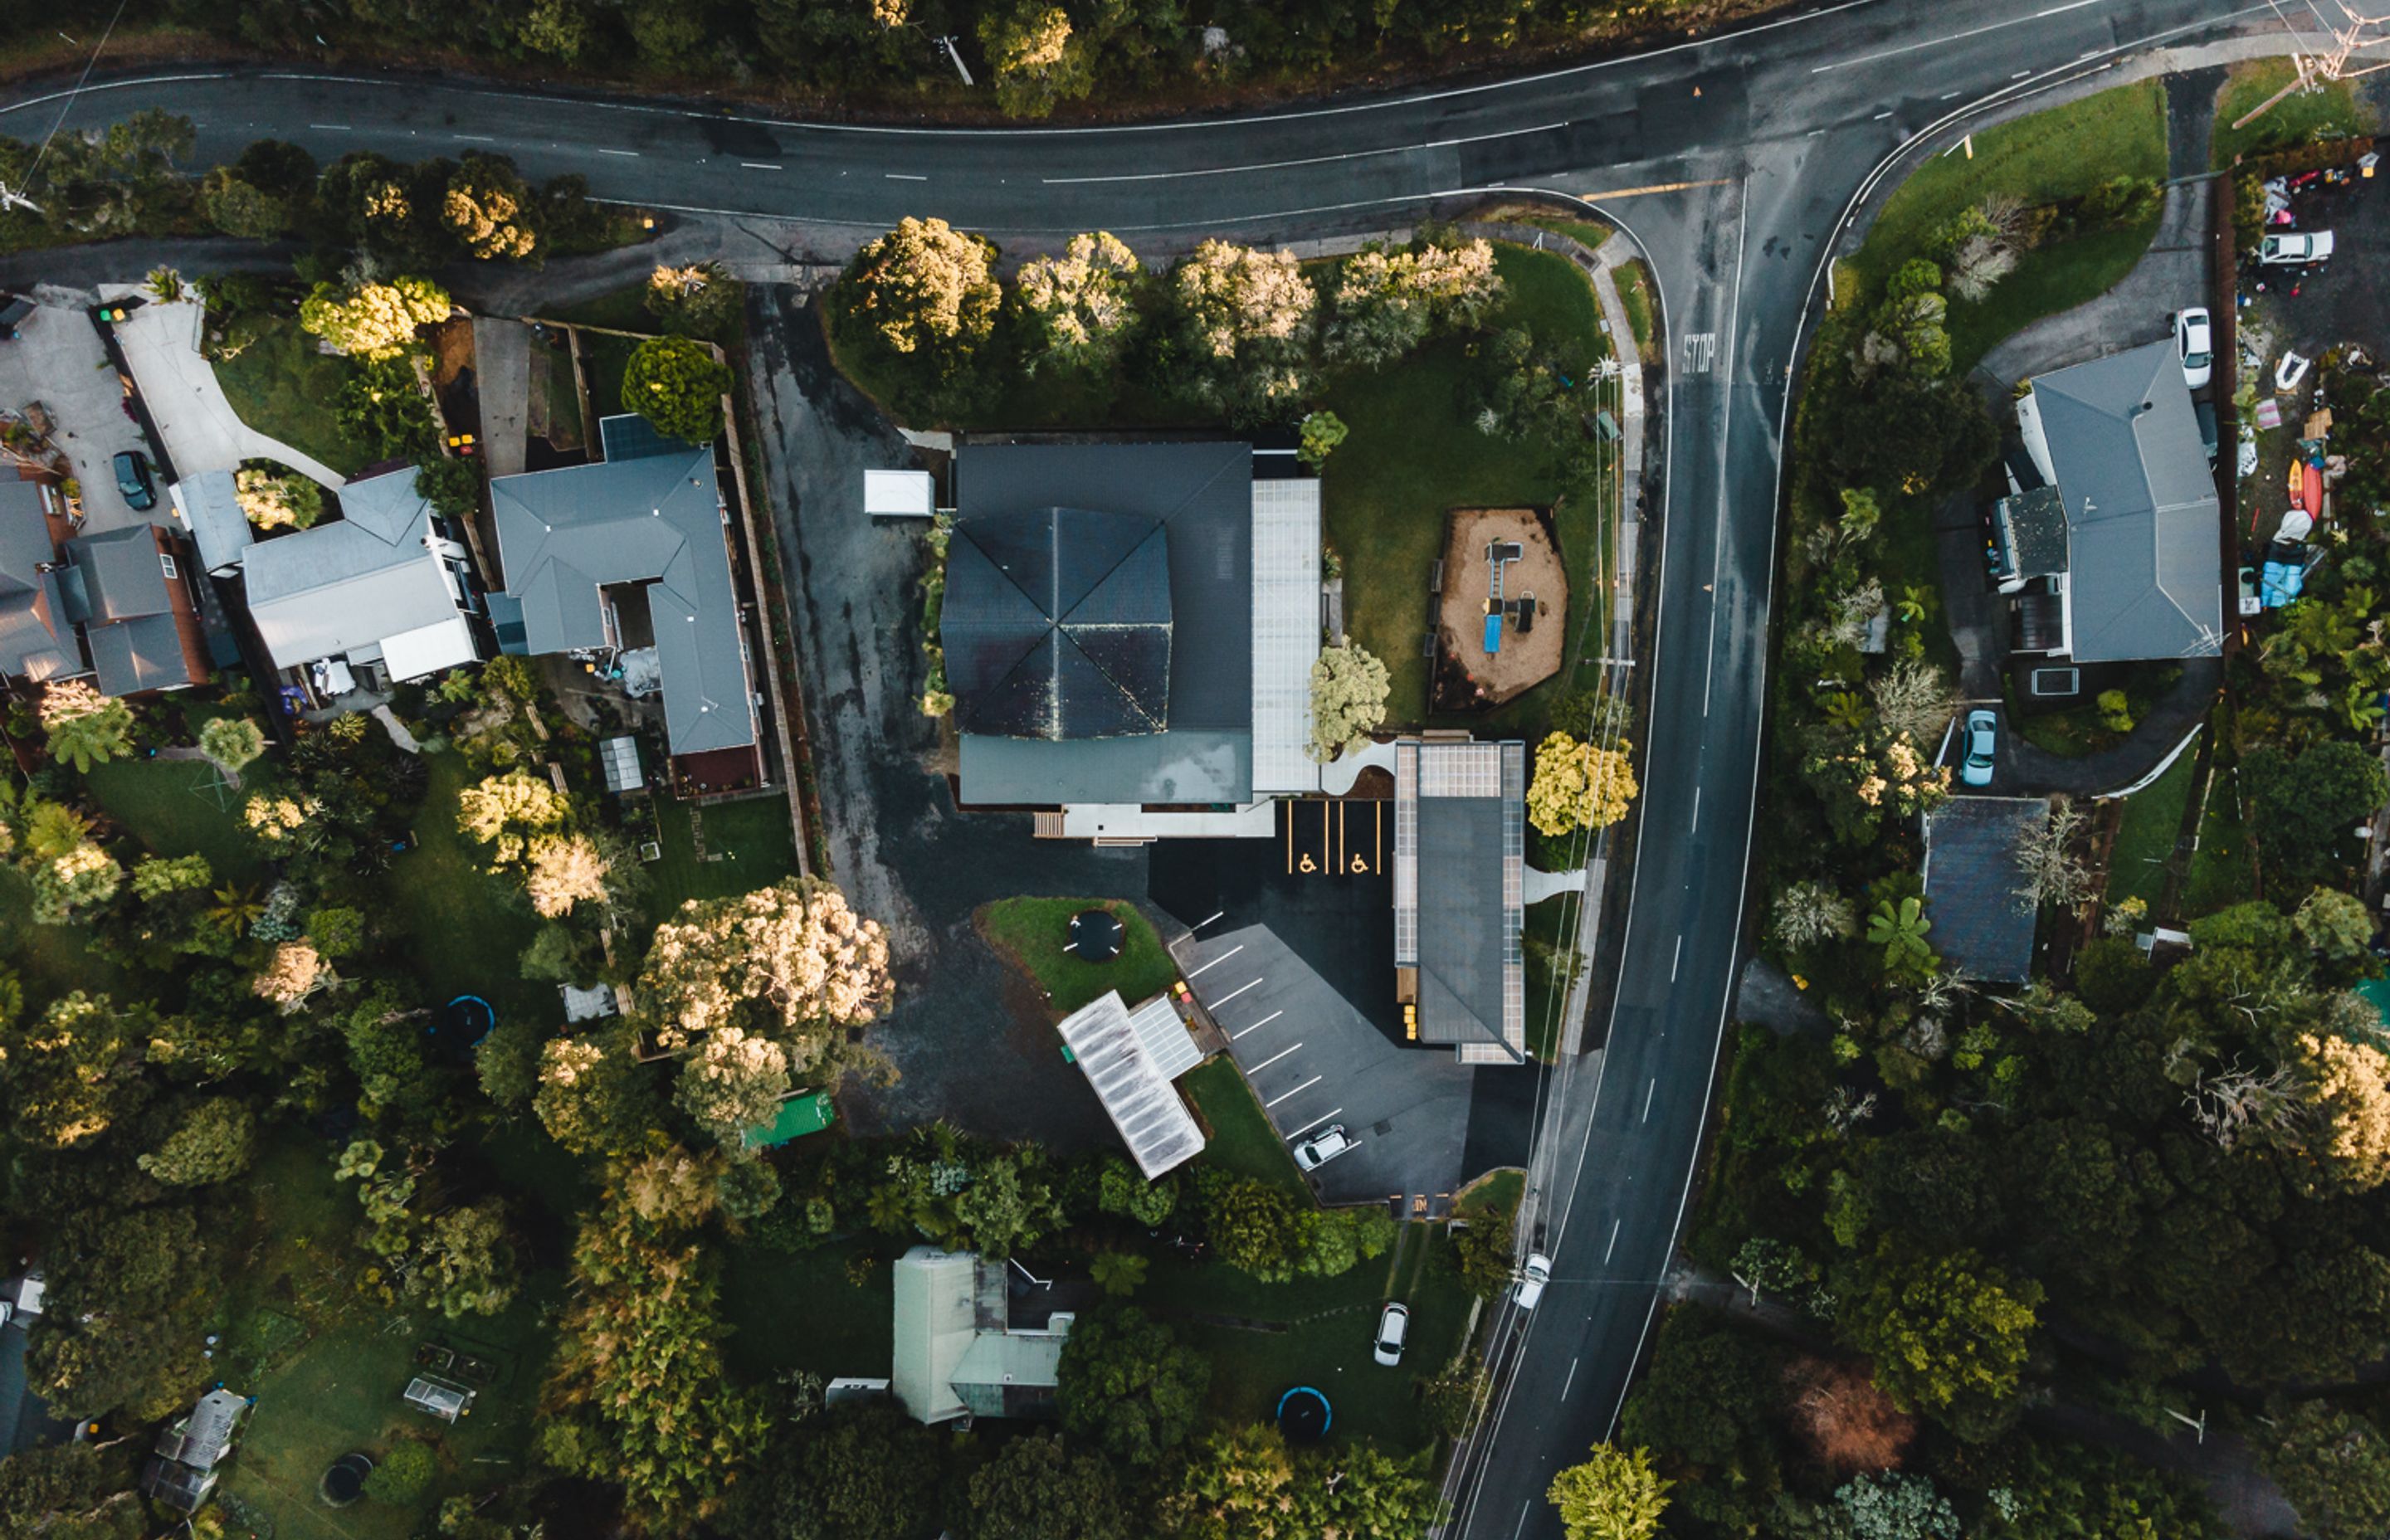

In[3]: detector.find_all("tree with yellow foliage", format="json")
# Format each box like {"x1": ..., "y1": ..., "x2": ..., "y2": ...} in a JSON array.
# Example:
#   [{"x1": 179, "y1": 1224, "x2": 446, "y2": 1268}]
[{"x1": 1527, "y1": 731, "x2": 1638, "y2": 841}]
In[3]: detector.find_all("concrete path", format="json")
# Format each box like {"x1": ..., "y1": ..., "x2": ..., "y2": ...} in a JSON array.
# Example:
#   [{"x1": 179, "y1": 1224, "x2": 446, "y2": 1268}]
[
  {"x1": 372, "y1": 704, "x2": 422, "y2": 754},
  {"x1": 471, "y1": 318, "x2": 529, "y2": 479},
  {"x1": 112, "y1": 299, "x2": 348, "y2": 488},
  {"x1": 1525, "y1": 865, "x2": 1588, "y2": 903}
]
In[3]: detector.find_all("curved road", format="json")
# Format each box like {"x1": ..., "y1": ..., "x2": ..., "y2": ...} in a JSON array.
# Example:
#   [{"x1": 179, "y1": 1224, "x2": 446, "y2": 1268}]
[{"x1": 0, "y1": 3, "x2": 2283, "y2": 1531}]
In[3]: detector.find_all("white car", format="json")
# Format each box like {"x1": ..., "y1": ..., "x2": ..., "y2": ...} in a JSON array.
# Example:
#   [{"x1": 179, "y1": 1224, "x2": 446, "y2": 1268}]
[
  {"x1": 1514, "y1": 1253, "x2": 1553, "y2": 1309},
  {"x1": 1292, "y1": 1124, "x2": 1354, "y2": 1172},
  {"x1": 2259, "y1": 231, "x2": 2335, "y2": 266},
  {"x1": 1960, "y1": 709, "x2": 1997, "y2": 787},
  {"x1": 1373, "y1": 1303, "x2": 1411, "y2": 1366},
  {"x1": 2173, "y1": 307, "x2": 2212, "y2": 390}
]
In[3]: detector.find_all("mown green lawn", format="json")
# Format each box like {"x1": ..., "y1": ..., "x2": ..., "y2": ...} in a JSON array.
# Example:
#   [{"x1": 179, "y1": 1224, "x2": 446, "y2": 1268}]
[
  {"x1": 1949, "y1": 219, "x2": 2158, "y2": 374},
  {"x1": 644, "y1": 793, "x2": 798, "y2": 919},
  {"x1": 2104, "y1": 745, "x2": 2197, "y2": 912},
  {"x1": 81, "y1": 753, "x2": 276, "y2": 887},
  {"x1": 978, "y1": 894, "x2": 1178, "y2": 1016},
  {"x1": 718, "y1": 1234, "x2": 895, "y2": 1382},
  {"x1": 1181, "y1": 1055, "x2": 1309, "y2": 1196},
  {"x1": 1611, "y1": 258, "x2": 1656, "y2": 358},
  {"x1": 1523, "y1": 895, "x2": 1578, "y2": 1062},
  {"x1": 2185, "y1": 755, "x2": 2257, "y2": 918},
  {"x1": 2213, "y1": 58, "x2": 2373, "y2": 168},
  {"x1": 385, "y1": 750, "x2": 550, "y2": 1026},
  {"x1": 212, "y1": 315, "x2": 378, "y2": 478}
]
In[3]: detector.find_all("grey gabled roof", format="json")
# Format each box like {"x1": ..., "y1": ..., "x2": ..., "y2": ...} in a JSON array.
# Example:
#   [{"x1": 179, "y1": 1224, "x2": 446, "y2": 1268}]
[
  {"x1": 2031, "y1": 341, "x2": 2222, "y2": 663},
  {"x1": 1922, "y1": 795, "x2": 2048, "y2": 983},
  {"x1": 0, "y1": 479, "x2": 77, "y2": 682},
  {"x1": 490, "y1": 435, "x2": 754, "y2": 758},
  {"x1": 60, "y1": 524, "x2": 171, "y2": 625},
  {"x1": 85, "y1": 613, "x2": 191, "y2": 695},
  {"x1": 1397, "y1": 740, "x2": 1526, "y2": 1058},
  {"x1": 241, "y1": 470, "x2": 460, "y2": 670}
]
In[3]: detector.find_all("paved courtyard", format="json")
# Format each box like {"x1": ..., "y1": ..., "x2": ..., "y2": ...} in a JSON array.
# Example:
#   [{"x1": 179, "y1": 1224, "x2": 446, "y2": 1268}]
[{"x1": 0, "y1": 294, "x2": 156, "y2": 535}]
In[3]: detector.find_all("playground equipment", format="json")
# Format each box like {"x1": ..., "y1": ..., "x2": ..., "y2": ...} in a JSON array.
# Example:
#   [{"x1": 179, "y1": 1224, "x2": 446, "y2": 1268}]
[{"x1": 1483, "y1": 541, "x2": 1523, "y2": 655}]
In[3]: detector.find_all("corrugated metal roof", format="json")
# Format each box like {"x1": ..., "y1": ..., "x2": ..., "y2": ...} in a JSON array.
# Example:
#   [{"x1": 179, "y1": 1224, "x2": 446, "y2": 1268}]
[
  {"x1": 62, "y1": 525, "x2": 170, "y2": 625},
  {"x1": 2029, "y1": 342, "x2": 2222, "y2": 664},
  {"x1": 1056, "y1": 990, "x2": 1206, "y2": 1179},
  {"x1": 0, "y1": 480, "x2": 76, "y2": 683},
  {"x1": 169, "y1": 470, "x2": 254, "y2": 575},
  {"x1": 891, "y1": 1247, "x2": 978, "y2": 1425},
  {"x1": 1250, "y1": 477, "x2": 1322, "y2": 794},
  {"x1": 378, "y1": 616, "x2": 480, "y2": 682},
  {"x1": 241, "y1": 470, "x2": 467, "y2": 670},
  {"x1": 1923, "y1": 795, "x2": 2047, "y2": 983},
  {"x1": 1397, "y1": 739, "x2": 1527, "y2": 1059}
]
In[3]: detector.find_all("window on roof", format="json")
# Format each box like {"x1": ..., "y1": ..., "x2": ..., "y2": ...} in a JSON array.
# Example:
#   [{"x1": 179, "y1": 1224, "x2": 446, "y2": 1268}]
[{"x1": 159, "y1": 553, "x2": 178, "y2": 580}]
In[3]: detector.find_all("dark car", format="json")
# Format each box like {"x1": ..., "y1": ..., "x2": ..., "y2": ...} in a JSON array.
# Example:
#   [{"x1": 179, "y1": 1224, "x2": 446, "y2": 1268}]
[{"x1": 112, "y1": 451, "x2": 155, "y2": 511}]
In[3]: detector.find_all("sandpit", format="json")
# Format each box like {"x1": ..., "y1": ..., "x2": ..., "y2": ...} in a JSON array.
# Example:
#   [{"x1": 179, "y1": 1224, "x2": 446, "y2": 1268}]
[{"x1": 1436, "y1": 508, "x2": 1567, "y2": 708}]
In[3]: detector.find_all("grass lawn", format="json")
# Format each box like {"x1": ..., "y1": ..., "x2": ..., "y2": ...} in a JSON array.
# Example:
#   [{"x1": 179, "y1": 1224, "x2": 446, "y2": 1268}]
[
  {"x1": 2104, "y1": 744, "x2": 2197, "y2": 912},
  {"x1": 2184, "y1": 756, "x2": 2257, "y2": 918},
  {"x1": 1851, "y1": 80, "x2": 2166, "y2": 299},
  {"x1": 1611, "y1": 258, "x2": 1656, "y2": 358},
  {"x1": 643, "y1": 793, "x2": 798, "y2": 919},
  {"x1": 582, "y1": 333, "x2": 642, "y2": 427},
  {"x1": 1948, "y1": 219, "x2": 2158, "y2": 374},
  {"x1": 81, "y1": 754, "x2": 275, "y2": 886},
  {"x1": 385, "y1": 750, "x2": 551, "y2": 1026},
  {"x1": 0, "y1": 865, "x2": 129, "y2": 1000},
  {"x1": 977, "y1": 894, "x2": 1179, "y2": 1016},
  {"x1": 1456, "y1": 1167, "x2": 1524, "y2": 1221},
  {"x1": 1320, "y1": 243, "x2": 1612, "y2": 732},
  {"x1": 1181, "y1": 1055, "x2": 1309, "y2": 1196},
  {"x1": 212, "y1": 315, "x2": 378, "y2": 479},
  {"x1": 1142, "y1": 1221, "x2": 1475, "y2": 1450},
  {"x1": 1510, "y1": 213, "x2": 1613, "y2": 252},
  {"x1": 1523, "y1": 896, "x2": 1578, "y2": 1062},
  {"x1": 2213, "y1": 58, "x2": 2374, "y2": 168},
  {"x1": 718, "y1": 1234, "x2": 895, "y2": 1381}
]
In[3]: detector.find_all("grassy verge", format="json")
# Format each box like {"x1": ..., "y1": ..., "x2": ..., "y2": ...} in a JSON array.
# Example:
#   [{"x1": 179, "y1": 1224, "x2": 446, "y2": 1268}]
[
  {"x1": 81, "y1": 754, "x2": 276, "y2": 887},
  {"x1": 2213, "y1": 58, "x2": 2374, "y2": 168},
  {"x1": 1523, "y1": 895, "x2": 1579, "y2": 1062},
  {"x1": 1611, "y1": 259, "x2": 1656, "y2": 358},
  {"x1": 1456, "y1": 1167, "x2": 1524, "y2": 1221},
  {"x1": 1949, "y1": 219, "x2": 2158, "y2": 374},
  {"x1": 643, "y1": 793, "x2": 797, "y2": 920},
  {"x1": 1320, "y1": 244, "x2": 1611, "y2": 732},
  {"x1": 211, "y1": 314, "x2": 378, "y2": 479},
  {"x1": 1181, "y1": 1055, "x2": 1309, "y2": 1196},
  {"x1": 978, "y1": 894, "x2": 1179, "y2": 1016},
  {"x1": 582, "y1": 333, "x2": 641, "y2": 428},
  {"x1": 2103, "y1": 746, "x2": 2197, "y2": 911}
]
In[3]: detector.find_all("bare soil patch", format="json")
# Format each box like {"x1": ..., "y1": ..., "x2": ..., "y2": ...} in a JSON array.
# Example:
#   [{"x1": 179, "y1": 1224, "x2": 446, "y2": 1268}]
[{"x1": 1435, "y1": 508, "x2": 1567, "y2": 709}]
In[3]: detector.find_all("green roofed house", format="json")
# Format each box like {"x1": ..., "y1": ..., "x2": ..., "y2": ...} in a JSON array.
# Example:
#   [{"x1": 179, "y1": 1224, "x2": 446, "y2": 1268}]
[
  {"x1": 890, "y1": 1247, "x2": 1074, "y2": 1426},
  {"x1": 743, "y1": 1088, "x2": 836, "y2": 1150}
]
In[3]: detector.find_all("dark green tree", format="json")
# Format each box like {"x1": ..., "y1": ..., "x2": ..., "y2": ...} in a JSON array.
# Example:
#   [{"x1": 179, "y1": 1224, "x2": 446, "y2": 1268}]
[
  {"x1": 1056, "y1": 1304, "x2": 1209, "y2": 1467},
  {"x1": 965, "y1": 1434, "x2": 1130, "y2": 1540},
  {"x1": 623, "y1": 334, "x2": 731, "y2": 443}
]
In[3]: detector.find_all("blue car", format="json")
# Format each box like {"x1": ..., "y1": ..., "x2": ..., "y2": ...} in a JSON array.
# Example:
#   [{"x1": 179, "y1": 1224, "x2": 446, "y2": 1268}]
[{"x1": 112, "y1": 450, "x2": 155, "y2": 511}]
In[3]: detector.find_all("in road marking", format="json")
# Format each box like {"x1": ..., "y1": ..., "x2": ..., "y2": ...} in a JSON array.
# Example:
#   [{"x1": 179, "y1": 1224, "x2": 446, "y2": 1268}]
[
  {"x1": 454, "y1": 133, "x2": 496, "y2": 142},
  {"x1": 310, "y1": 123, "x2": 351, "y2": 131},
  {"x1": 1285, "y1": 1107, "x2": 1344, "y2": 1142},
  {"x1": 1266, "y1": 1075, "x2": 1323, "y2": 1109},
  {"x1": 596, "y1": 148, "x2": 640, "y2": 157},
  {"x1": 1671, "y1": 936, "x2": 1682, "y2": 982},
  {"x1": 1643, "y1": 1079, "x2": 1657, "y2": 1123},
  {"x1": 1514, "y1": 1499, "x2": 1533, "y2": 1540},
  {"x1": 1212, "y1": 976, "x2": 1265, "y2": 1009},
  {"x1": 1249, "y1": 1041, "x2": 1303, "y2": 1075},
  {"x1": 1871, "y1": 110, "x2": 1894, "y2": 120},
  {"x1": 885, "y1": 172, "x2": 928, "y2": 180},
  {"x1": 1184, "y1": 943, "x2": 1244, "y2": 979},
  {"x1": 1690, "y1": 787, "x2": 1700, "y2": 834},
  {"x1": 1232, "y1": 1010, "x2": 1284, "y2": 1040},
  {"x1": 1605, "y1": 1218, "x2": 1622, "y2": 1265},
  {"x1": 1560, "y1": 1357, "x2": 1579, "y2": 1401},
  {"x1": 1577, "y1": 177, "x2": 1733, "y2": 201},
  {"x1": 741, "y1": 161, "x2": 783, "y2": 170}
]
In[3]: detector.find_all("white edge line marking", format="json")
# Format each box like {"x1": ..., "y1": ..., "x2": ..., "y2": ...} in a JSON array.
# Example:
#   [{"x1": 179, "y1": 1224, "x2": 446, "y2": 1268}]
[
  {"x1": 1248, "y1": 1041, "x2": 1301, "y2": 1075},
  {"x1": 1266, "y1": 1075, "x2": 1323, "y2": 1109},
  {"x1": 1670, "y1": 935, "x2": 1682, "y2": 982},
  {"x1": 1232, "y1": 1009, "x2": 1285, "y2": 1040},
  {"x1": 1812, "y1": 0, "x2": 2106, "y2": 74},
  {"x1": 454, "y1": 133, "x2": 496, "y2": 142},
  {"x1": 1040, "y1": 120, "x2": 1567, "y2": 184},
  {"x1": 595, "y1": 147, "x2": 639, "y2": 157},
  {"x1": 1643, "y1": 1079, "x2": 1657, "y2": 1123},
  {"x1": 1285, "y1": 1107, "x2": 1344, "y2": 1143},
  {"x1": 1211, "y1": 976, "x2": 1265, "y2": 1008},
  {"x1": 885, "y1": 172, "x2": 928, "y2": 179},
  {"x1": 1183, "y1": 943, "x2": 1243, "y2": 979},
  {"x1": 741, "y1": 161, "x2": 783, "y2": 170}
]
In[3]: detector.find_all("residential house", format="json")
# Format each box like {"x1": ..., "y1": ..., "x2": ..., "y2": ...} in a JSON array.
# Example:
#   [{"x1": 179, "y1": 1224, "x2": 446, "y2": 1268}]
[
  {"x1": 890, "y1": 1248, "x2": 1073, "y2": 1426},
  {"x1": 1, "y1": 474, "x2": 208, "y2": 695},
  {"x1": 1920, "y1": 795, "x2": 2049, "y2": 984}
]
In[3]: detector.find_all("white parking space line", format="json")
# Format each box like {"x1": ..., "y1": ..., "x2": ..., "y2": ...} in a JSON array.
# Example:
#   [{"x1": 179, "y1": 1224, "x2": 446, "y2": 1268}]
[
  {"x1": 596, "y1": 147, "x2": 640, "y2": 157},
  {"x1": 1285, "y1": 1107, "x2": 1344, "y2": 1142},
  {"x1": 741, "y1": 161, "x2": 783, "y2": 170},
  {"x1": 1232, "y1": 1009, "x2": 1285, "y2": 1040},
  {"x1": 1212, "y1": 977, "x2": 1265, "y2": 1009},
  {"x1": 1266, "y1": 1075, "x2": 1323, "y2": 1109},
  {"x1": 1250, "y1": 1041, "x2": 1303, "y2": 1075},
  {"x1": 1185, "y1": 943, "x2": 1245, "y2": 979}
]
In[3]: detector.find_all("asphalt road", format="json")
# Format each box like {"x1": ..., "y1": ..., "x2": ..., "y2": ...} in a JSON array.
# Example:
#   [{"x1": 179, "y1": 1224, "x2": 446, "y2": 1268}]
[{"x1": 0, "y1": 2, "x2": 2295, "y2": 1531}]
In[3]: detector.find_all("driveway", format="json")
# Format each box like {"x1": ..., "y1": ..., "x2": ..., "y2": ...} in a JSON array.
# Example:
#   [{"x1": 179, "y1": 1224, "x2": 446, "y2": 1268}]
[
  {"x1": 114, "y1": 298, "x2": 348, "y2": 488},
  {"x1": 0, "y1": 294, "x2": 158, "y2": 535},
  {"x1": 471, "y1": 318, "x2": 529, "y2": 479}
]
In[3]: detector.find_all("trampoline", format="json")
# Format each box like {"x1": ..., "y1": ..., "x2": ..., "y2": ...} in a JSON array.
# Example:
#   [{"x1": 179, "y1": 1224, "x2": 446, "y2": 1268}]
[
  {"x1": 319, "y1": 1453, "x2": 373, "y2": 1506},
  {"x1": 1067, "y1": 909, "x2": 1124, "y2": 963},
  {"x1": 1275, "y1": 1386, "x2": 1333, "y2": 1444},
  {"x1": 429, "y1": 996, "x2": 495, "y2": 1064}
]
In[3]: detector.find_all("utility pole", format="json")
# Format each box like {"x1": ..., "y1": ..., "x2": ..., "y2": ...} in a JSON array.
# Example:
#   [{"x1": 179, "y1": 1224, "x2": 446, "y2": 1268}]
[
  {"x1": 2233, "y1": 10, "x2": 2390, "y2": 133},
  {"x1": 0, "y1": 182, "x2": 41, "y2": 216}
]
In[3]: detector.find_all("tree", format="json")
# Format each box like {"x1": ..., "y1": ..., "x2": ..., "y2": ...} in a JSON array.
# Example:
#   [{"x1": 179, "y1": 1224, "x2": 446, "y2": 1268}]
[
  {"x1": 2297, "y1": 1032, "x2": 2390, "y2": 1192},
  {"x1": 1173, "y1": 241, "x2": 1319, "y2": 418},
  {"x1": 1056, "y1": 1304, "x2": 1210, "y2": 1467},
  {"x1": 1833, "y1": 1471, "x2": 1961, "y2": 1540},
  {"x1": 535, "y1": 1033, "x2": 656, "y2": 1156},
  {"x1": 1451, "y1": 1208, "x2": 1517, "y2": 1298},
  {"x1": 637, "y1": 878, "x2": 891, "y2": 1071},
  {"x1": 1836, "y1": 1240, "x2": 2041, "y2": 1435},
  {"x1": 1870, "y1": 658, "x2": 1958, "y2": 745},
  {"x1": 234, "y1": 465, "x2": 325, "y2": 530},
  {"x1": 524, "y1": 831, "x2": 611, "y2": 919},
  {"x1": 1866, "y1": 897, "x2": 1935, "y2": 976},
  {"x1": 2259, "y1": 1401, "x2": 2390, "y2": 1540},
  {"x1": 1548, "y1": 1444, "x2": 1671, "y2": 1540},
  {"x1": 2297, "y1": 887, "x2": 2375, "y2": 962},
  {"x1": 364, "y1": 1440, "x2": 435, "y2": 1503},
  {"x1": 842, "y1": 217, "x2": 1002, "y2": 358},
  {"x1": 1015, "y1": 231, "x2": 1140, "y2": 372},
  {"x1": 982, "y1": 2, "x2": 1095, "y2": 119},
  {"x1": 645, "y1": 261, "x2": 739, "y2": 336},
  {"x1": 968, "y1": 1433, "x2": 1131, "y2": 1540},
  {"x1": 1297, "y1": 409, "x2": 1349, "y2": 469},
  {"x1": 1773, "y1": 880, "x2": 1856, "y2": 950},
  {"x1": 1090, "y1": 1250, "x2": 1148, "y2": 1297},
  {"x1": 27, "y1": 1202, "x2": 216, "y2": 1420},
  {"x1": 3, "y1": 992, "x2": 148, "y2": 1148},
  {"x1": 2012, "y1": 796, "x2": 2095, "y2": 911},
  {"x1": 456, "y1": 770, "x2": 571, "y2": 864},
  {"x1": 1204, "y1": 1175, "x2": 1305, "y2": 1280},
  {"x1": 1528, "y1": 731, "x2": 1640, "y2": 839},
  {"x1": 1325, "y1": 236, "x2": 1502, "y2": 368},
  {"x1": 201, "y1": 164, "x2": 295, "y2": 238},
  {"x1": 441, "y1": 153, "x2": 537, "y2": 260},
  {"x1": 2245, "y1": 738, "x2": 2387, "y2": 887},
  {"x1": 137, "y1": 1098, "x2": 256, "y2": 1186},
  {"x1": 298, "y1": 275, "x2": 450, "y2": 360},
  {"x1": 31, "y1": 841, "x2": 122, "y2": 925},
  {"x1": 40, "y1": 680, "x2": 134, "y2": 772},
  {"x1": 0, "y1": 1443, "x2": 148, "y2": 1540},
  {"x1": 251, "y1": 940, "x2": 328, "y2": 1011},
  {"x1": 766, "y1": 1398, "x2": 941, "y2": 1540},
  {"x1": 622, "y1": 334, "x2": 730, "y2": 443},
  {"x1": 305, "y1": 904, "x2": 366, "y2": 958},
  {"x1": 197, "y1": 715, "x2": 266, "y2": 774},
  {"x1": 415, "y1": 456, "x2": 482, "y2": 524},
  {"x1": 676, "y1": 1026, "x2": 790, "y2": 1148},
  {"x1": 1306, "y1": 642, "x2": 1390, "y2": 762},
  {"x1": 130, "y1": 853, "x2": 212, "y2": 902}
]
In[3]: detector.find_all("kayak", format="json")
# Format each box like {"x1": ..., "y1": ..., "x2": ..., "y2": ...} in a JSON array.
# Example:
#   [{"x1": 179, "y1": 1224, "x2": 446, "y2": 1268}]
[
  {"x1": 2304, "y1": 463, "x2": 2324, "y2": 516},
  {"x1": 2289, "y1": 460, "x2": 2305, "y2": 506}
]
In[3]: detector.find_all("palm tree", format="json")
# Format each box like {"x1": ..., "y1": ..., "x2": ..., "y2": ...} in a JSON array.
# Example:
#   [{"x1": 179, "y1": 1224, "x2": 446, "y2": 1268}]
[
  {"x1": 1866, "y1": 896, "x2": 1934, "y2": 973},
  {"x1": 39, "y1": 681, "x2": 134, "y2": 772},
  {"x1": 204, "y1": 884, "x2": 265, "y2": 939}
]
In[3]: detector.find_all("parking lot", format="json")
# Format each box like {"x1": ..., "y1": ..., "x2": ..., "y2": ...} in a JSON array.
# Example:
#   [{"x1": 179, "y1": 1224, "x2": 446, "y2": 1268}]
[{"x1": 1153, "y1": 799, "x2": 1532, "y2": 1214}]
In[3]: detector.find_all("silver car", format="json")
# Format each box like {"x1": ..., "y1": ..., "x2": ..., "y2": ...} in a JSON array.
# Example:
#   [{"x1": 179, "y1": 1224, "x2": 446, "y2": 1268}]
[
  {"x1": 1373, "y1": 1303, "x2": 1411, "y2": 1366},
  {"x1": 1293, "y1": 1124, "x2": 1354, "y2": 1172},
  {"x1": 1960, "y1": 709, "x2": 1997, "y2": 787},
  {"x1": 1514, "y1": 1253, "x2": 1553, "y2": 1309}
]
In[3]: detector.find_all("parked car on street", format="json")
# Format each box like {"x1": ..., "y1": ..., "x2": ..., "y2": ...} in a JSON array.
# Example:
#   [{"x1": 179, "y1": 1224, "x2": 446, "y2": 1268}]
[
  {"x1": 2173, "y1": 307, "x2": 2212, "y2": 389},
  {"x1": 1961, "y1": 709, "x2": 1997, "y2": 787},
  {"x1": 1514, "y1": 1253, "x2": 1553, "y2": 1309},
  {"x1": 1293, "y1": 1124, "x2": 1354, "y2": 1172},
  {"x1": 1373, "y1": 1303, "x2": 1411, "y2": 1366},
  {"x1": 2259, "y1": 231, "x2": 2335, "y2": 266},
  {"x1": 112, "y1": 450, "x2": 155, "y2": 511}
]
